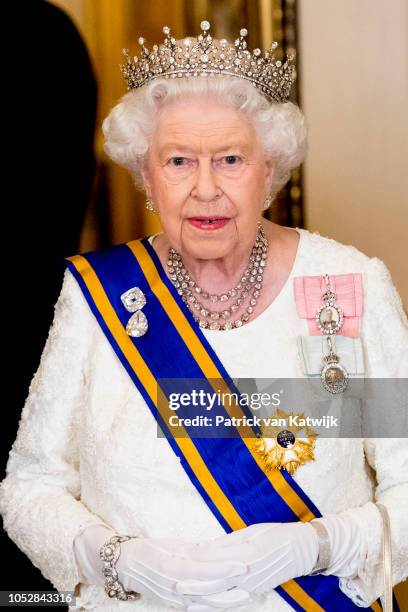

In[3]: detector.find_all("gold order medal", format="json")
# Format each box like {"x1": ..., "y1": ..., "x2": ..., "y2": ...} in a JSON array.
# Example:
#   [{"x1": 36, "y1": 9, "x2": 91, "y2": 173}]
[{"x1": 254, "y1": 408, "x2": 318, "y2": 475}]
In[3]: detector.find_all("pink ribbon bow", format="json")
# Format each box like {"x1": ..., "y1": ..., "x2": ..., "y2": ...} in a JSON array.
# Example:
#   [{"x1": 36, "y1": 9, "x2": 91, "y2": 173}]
[{"x1": 293, "y1": 273, "x2": 364, "y2": 337}]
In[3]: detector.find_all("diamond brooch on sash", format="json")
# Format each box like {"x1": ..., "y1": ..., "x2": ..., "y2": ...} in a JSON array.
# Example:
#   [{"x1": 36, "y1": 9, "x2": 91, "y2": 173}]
[
  {"x1": 317, "y1": 275, "x2": 348, "y2": 394},
  {"x1": 120, "y1": 287, "x2": 148, "y2": 337}
]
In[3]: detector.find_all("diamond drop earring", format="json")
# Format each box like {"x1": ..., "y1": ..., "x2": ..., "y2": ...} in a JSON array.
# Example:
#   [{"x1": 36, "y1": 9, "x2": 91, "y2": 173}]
[
  {"x1": 146, "y1": 198, "x2": 155, "y2": 212},
  {"x1": 263, "y1": 195, "x2": 273, "y2": 211}
]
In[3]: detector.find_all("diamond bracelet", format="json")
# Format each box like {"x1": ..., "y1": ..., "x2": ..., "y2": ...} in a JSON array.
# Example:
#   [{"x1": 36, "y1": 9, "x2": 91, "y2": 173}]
[
  {"x1": 309, "y1": 520, "x2": 331, "y2": 574},
  {"x1": 99, "y1": 535, "x2": 140, "y2": 601}
]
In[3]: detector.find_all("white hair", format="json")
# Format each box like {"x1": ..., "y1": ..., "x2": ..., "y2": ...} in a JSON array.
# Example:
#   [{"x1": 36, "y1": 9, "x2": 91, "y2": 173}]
[{"x1": 102, "y1": 75, "x2": 308, "y2": 201}]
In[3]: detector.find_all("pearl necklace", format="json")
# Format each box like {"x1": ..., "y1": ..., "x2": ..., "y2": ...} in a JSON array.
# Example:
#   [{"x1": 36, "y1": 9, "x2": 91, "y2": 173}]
[{"x1": 166, "y1": 221, "x2": 269, "y2": 330}]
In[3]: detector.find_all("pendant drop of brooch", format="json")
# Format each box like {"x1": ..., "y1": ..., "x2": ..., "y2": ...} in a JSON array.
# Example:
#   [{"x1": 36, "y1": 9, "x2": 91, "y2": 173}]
[{"x1": 321, "y1": 336, "x2": 348, "y2": 394}]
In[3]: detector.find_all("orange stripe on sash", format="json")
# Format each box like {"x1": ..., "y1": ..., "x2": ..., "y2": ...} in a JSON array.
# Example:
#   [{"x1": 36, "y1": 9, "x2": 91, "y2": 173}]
[{"x1": 280, "y1": 580, "x2": 325, "y2": 611}]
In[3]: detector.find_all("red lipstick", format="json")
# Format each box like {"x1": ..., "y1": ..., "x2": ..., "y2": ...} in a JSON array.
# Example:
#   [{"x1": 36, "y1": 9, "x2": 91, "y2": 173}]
[{"x1": 187, "y1": 217, "x2": 230, "y2": 231}]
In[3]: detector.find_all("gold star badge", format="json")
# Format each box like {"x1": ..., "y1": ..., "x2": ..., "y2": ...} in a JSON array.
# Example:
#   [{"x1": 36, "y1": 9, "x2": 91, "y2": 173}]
[{"x1": 254, "y1": 408, "x2": 318, "y2": 475}]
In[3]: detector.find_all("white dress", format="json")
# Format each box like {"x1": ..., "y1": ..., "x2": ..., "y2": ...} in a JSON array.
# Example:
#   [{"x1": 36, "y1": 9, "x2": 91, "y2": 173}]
[{"x1": 0, "y1": 228, "x2": 407, "y2": 611}]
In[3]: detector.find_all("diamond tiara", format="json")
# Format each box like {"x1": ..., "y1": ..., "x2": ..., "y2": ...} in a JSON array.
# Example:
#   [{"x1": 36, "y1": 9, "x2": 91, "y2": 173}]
[{"x1": 121, "y1": 20, "x2": 296, "y2": 103}]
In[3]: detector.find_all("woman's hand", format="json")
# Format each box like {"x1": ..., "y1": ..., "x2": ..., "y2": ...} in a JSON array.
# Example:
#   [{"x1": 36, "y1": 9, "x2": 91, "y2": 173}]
[
  {"x1": 190, "y1": 522, "x2": 319, "y2": 596},
  {"x1": 74, "y1": 525, "x2": 249, "y2": 609},
  {"x1": 117, "y1": 535, "x2": 251, "y2": 608}
]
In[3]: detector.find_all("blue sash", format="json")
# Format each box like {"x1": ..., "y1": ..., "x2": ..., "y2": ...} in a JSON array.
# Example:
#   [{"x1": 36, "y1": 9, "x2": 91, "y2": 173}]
[{"x1": 65, "y1": 237, "x2": 388, "y2": 612}]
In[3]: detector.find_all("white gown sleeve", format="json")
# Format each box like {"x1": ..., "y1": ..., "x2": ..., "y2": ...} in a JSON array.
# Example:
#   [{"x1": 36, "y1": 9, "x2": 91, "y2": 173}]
[
  {"x1": 0, "y1": 268, "x2": 112, "y2": 597},
  {"x1": 335, "y1": 257, "x2": 408, "y2": 606}
]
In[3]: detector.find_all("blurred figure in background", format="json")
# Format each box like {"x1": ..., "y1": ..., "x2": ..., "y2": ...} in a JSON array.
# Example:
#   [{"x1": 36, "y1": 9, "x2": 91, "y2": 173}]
[{"x1": 2, "y1": 0, "x2": 97, "y2": 593}]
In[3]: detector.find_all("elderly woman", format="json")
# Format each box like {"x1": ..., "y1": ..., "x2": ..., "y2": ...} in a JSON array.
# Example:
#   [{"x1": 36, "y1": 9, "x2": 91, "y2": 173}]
[{"x1": 0, "y1": 21, "x2": 407, "y2": 612}]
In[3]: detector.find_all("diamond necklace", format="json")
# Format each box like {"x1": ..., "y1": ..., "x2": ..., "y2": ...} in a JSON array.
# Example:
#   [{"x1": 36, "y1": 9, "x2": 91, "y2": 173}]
[{"x1": 166, "y1": 221, "x2": 269, "y2": 330}]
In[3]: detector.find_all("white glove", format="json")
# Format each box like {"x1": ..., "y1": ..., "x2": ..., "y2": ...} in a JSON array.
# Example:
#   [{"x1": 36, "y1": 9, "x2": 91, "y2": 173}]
[
  {"x1": 73, "y1": 524, "x2": 113, "y2": 587},
  {"x1": 191, "y1": 522, "x2": 319, "y2": 595},
  {"x1": 73, "y1": 524, "x2": 249, "y2": 609},
  {"x1": 311, "y1": 513, "x2": 362, "y2": 577},
  {"x1": 191, "y1": 514, "x2": 363, "y2": 597}
]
